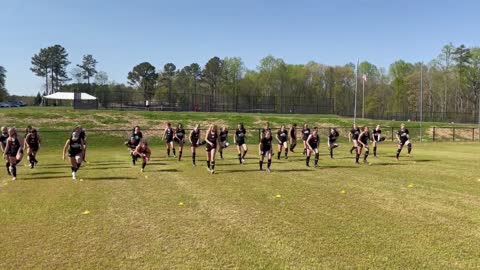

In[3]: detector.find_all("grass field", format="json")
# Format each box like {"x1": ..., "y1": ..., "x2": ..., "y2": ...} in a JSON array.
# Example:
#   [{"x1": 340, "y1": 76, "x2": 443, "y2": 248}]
[{"x1": 0, "y1": 108, "x2": 480, "y2": 269}]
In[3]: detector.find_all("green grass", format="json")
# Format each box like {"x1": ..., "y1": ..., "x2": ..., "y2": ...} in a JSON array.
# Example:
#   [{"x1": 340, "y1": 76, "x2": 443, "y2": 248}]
[{"x1": 0, "y1": 107, "x2": 479, "y2": 269}]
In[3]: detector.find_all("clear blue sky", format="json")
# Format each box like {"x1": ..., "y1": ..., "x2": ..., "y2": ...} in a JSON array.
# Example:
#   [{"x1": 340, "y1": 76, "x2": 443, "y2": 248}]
[{"x1": 1, "y1": 0, "x2": 479, "y2": 96}]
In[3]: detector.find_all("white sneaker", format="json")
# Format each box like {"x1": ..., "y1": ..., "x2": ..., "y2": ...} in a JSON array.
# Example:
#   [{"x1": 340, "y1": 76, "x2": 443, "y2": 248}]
[
  {"x1": 12, "y1": 177, "x2": 16, "y2": 181},
  {"x1": 72, "y1": 172, "x2": 76, "y2": 180},
  {"x1": 141, "y1": 168, "x2": 144, "y2": 173},
  {"x1": 210, "y1": 169, "x2": 215, "y2": 174},
  {"x1": 266, "y1": 168, "x2": 271, "y2": 173},
  {"x1": 242, "y1": 158, "x2": 245, "y2": 163},
  {"x1": 206, "y1": 167, "x2": 211, "y2": 172}
]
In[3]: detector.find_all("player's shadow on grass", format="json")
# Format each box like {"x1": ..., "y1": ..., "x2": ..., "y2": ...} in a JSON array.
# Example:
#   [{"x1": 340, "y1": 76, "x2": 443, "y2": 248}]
[
  {"x1": 28, "y1": 171, "x2": 66, "y2": 176},
  {"x1": 149, "y1": 169, "x2": 180, "y2": 172},
  {"x1": 371, "y1": 162, "x2": 407, "y2": 166},
  {"x1": 82, "y1": 176, "x2": 137, "y2": 180},
  {"x1": 22, "y1": 175, "x2": 69, "y2": 180},
  {"x1": 321, "y1": 165, "x2": 359, "y2": 169}
]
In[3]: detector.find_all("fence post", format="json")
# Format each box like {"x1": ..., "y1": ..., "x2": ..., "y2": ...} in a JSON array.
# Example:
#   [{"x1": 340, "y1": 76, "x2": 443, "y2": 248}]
[
  {"x1": 433, "y1": 127, "x2": 436, "y2": 141},
  {"x1": 453, "y1": 128, "x2": 455, "y2": 141},
  {"x1": 391, "y1": 127, "x2": 394, "y2": 141}
]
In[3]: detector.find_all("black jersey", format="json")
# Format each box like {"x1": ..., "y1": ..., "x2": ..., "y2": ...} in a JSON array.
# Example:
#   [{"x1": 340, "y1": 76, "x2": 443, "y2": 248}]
[
  {"x1": 397, "y1": 128, "x2": 410, "y2": 143},
  {"x1": 219, "y1": 130, "x2": 228, "y2": 142},
  {"x1": 289, "y1": 127, "x2": 296, "y2": 139},
  {"x1": 350, "y1": 128, "x2": 361, "y2": 140},
  {"x1": 302, "y1": 128, "x2": 311, "y2": 140},
  {"x1": 277, "y1": 129, "x2": 288, "y2": 142},
  {"x1": 165, "y1": 127, "x2": 174, "y2": 141},
  {"x1": 372, "y1": 129, "x2": 382, "y2": 141},
  {"x1": 131, "y1": 131, "x2": 143, "y2": 146},
  {"x1": 206, "y1": 131, "x2": 218, "y2": 146},
  {"x1": 308, "y1": 134, "x2": 319, "y2": 148},
  {"x1": 359, "y1": 131, "x2": 370, "y2": 145},
  {"x1": 235, "y1": 128, "x2": 246, "y2": 144},
  {"x1": 190, "y1": 130, "x2": 200, "y2": 144},
  {"x1": 328, "y1": 131, "x2": 339, "y2": 143},
  {"x1": 0, "y1": 133, "x2": 9, "y2": 149},
  {"x1": 260, "y1": 136, "x2": 273, "y2": 151},
  {"x1": 27, "y1": 134, "x2": 39, "y2": 148},
  {"x1": 7, "y1": 138, "x2": 21, "y2": 156},
  {"x1": 175, "y1": 128, "x2": 186, "y2": 140},
  {"x1": 69, "y1": 137, "x2": 83, "y2": 155}
]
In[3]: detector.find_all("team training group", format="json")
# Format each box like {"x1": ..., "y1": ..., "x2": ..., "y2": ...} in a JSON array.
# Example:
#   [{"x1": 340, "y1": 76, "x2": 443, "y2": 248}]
[{"x1": 0, "y1": 123, "x2": 413, "y2": 180}]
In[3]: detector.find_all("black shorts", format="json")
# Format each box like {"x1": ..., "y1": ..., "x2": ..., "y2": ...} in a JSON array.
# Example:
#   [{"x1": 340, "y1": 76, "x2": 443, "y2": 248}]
[
  {"x1": 236, "y1": 141, "x2": 246, "y2": 146},
  {"x1": 278, "y1": 140, "x2": 287, "y2": 145},
  {"x1": 309, "y1": 143, "x2": 318, "y2": 149},
  {"x1": 8, "y1": 149, "x2": 20, "y2": 157},
  {"x1": 28, "y1": 144, "x2": 39, "y2": 152},
  {"x1": 206, "y1": 144, "x2": 217, "y2": 152},
  {"x1": 399, "y1": 140, "x2": 410, "y2": 146},
  {"x1": 174, "y1": 137, "x2": 184, "y2": 143},
  {"x1": 302, "y1": 136, "x2": 309, "y2": 141},
  {"x1": 68, "y1": 150, "x2": 82, "y2": 158},
  {"x1": 260, "y1": 146, "x2": 271, "y2": 155}
]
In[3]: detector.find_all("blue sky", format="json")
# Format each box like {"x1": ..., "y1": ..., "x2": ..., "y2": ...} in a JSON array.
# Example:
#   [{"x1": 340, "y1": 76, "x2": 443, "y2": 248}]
[{"x1": 1, "y1": 0, "x2": 479, "y2": 95}]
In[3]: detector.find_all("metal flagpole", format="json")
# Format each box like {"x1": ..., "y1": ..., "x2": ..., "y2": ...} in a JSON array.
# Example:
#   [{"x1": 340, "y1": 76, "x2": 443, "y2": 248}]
[
  {"x1": 354, "y1": 59, "x2": 358, "y2": 125},
  {"x1": 362, "y1": 76, "x2": 365, "y2": 119},
  {"x1": 420, "y1": 63, "x2": 423, "y2": 142}
]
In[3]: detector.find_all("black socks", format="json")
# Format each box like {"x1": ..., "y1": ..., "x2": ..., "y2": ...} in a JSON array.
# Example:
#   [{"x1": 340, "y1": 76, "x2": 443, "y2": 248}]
[
  {"x1": 211, "y1": 161, "x2": 215, "y2": 170},
  {"x1": 259, "y1": 160, "x2": 263, "y2": 170},
  {"x1": 192, "y1": 152, "x2": 196, "y2": 165},
  {"x1": 267, "y1": 159, "x2": 271, "y2": 169},
  {"x1": 142, "y1": 161, "x2": 146, "y2": 169},
  {"x1": 407, "y1": 143, "x2": 412, "y2": 154},
  {"x1": 315, "y1": 153, "x2": 319, "y2": 166},
  {"x1": 238, "y1": 154, "x2": 242, "y2": 163},
  {"x1": 207, "y1": 160, "x2": 211, "y2": 169},
  {"x1": 11, "y1": 165, "x2": 16, "y2": 177},
  {"x1": 306, "y1": 156, "x2": 310, "y2": 166},
  {"x1": 167, "y1": 149, "x2": 170, "y2": 156},
  {"x1": 373, "y1": 146, "x2": 377, "y2": 156}
]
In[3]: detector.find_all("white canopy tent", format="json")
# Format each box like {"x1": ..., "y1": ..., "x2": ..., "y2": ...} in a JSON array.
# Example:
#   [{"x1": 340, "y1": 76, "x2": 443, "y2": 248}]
[{"x1": 43, "y1": 92, "x2": 97, "y2": 100}]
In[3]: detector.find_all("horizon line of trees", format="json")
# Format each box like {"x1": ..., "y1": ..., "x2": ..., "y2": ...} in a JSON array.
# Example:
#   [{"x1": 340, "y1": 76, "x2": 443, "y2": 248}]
[{"x1": 17, "y1": 42, "x2": 480, "y2": 119}]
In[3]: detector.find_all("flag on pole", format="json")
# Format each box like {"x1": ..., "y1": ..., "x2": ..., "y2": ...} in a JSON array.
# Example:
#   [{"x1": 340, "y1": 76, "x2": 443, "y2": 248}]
[{"x1": 362, "y1": 74, "x2": 368, "y2": 82}]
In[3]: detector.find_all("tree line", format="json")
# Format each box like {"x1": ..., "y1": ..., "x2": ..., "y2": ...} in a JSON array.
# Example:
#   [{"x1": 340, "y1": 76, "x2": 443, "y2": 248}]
[{"x1": 25, "y1": 43, "x2": 480, "y2": 120}]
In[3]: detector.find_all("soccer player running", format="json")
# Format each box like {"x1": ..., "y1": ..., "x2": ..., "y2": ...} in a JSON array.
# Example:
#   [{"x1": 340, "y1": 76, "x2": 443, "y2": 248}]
[
  {"x1": 327, "y1": 128, "x2": 340, "y2": 159},
  {"x1": 174, "y1": 123, "x2": 186, "y2": 161},
  {"x1": 259, "y1": 122, "x2": 271, "y2": 155},
  {"x1": 349, "y1": 124, "x2": 361, "y2": 154},
  {"x1": 234, "y1": 123, "x2": 247, "y2": 164},
  {"x1": 133, "y1": 139, "x2": 151, "y2": 172},
  {"x1": 205, "y1": 124, "x2": 220, "y2": 174},
  {"x1": 24, "y1": 128, "x2": 41, "y2": 168},
  {"x1": 63, "y1": 129, "x2": 85, "y2": 180},
  {"x1": 306, "y1": 127, "x2": 320, "y2": 167},
  {"x1": 259, "y1": 129, "x2": 273, "y2": 172},
  {"x1": 276, "y1": 125, "x2": 289, "y2": 160},
  {"x1": 396, "y1": 123, "x2": 412, "y2": 161},
  {"x1": 0, "y1": 127, "x2": 10, "y2": 175},
  {"x1": 301, "y1": 123, "x2": 311, "y2": 156},
  {"x1": 189, "y1": 124, "x2": 203, "y2": 166},
  {"x1": 125, "y1": 126, "x2": 143, "y2": 165},
  {"x1": 162, "y1": 122, "x2": 176, "y2": 158},
  {"x1": 3, "y1": 128, "x2": 24, "y2": 180},
  {"x1": 356, "y1": 126, "x2": 371, "y2": 164},
  {"x1": 219, "y1": 126, "x2": 229, "y2": 160},
  {"x1": 289, "y1": 123, "x2": 297, "y2": 153},
  {"x1": 372, "y1": 125, "x2": 386, "y2": 157},
  {"x1": 75, "y1": 126, "x2": 88, "y2": 162}
]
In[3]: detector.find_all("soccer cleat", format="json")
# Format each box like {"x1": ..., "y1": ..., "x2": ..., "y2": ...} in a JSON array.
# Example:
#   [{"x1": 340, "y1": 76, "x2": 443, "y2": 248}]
[
  {"x1": 12, "y1": 177, "x2": 16, "y2": 181},
  {"x1": 206, "y1": 167, "x2": 211, "y2": 172},
  {"x1": 141, "y1": 168, "x2": 144, "y2": 173},
  {"x1": 72, "y1": 172, "x2": 76, "y2": 180},
  {"x1": 242, "y1": 158, "x2": 245, "y2": 163},
  {"x1": 314, "y1": 164, "x2": 318, "y2": 168},
  {"x1": 210, "y1": 169, "x2": 215, "y2": 174},
  {"x1": 266, "y1": 168, "x2": 271, "y2": 173}
]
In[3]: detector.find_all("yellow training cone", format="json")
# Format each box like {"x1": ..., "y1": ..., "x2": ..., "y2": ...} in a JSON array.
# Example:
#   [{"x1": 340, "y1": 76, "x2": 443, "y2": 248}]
[
  {"x1": 79, "y1": 179, "x2": 84, "y2": 182},
  {"x1": 340, "y1": 190, "x2": 346, "y2": 194},
  {"x1": 178, "y1": 202, "x2": 184, "y2": 206},
  {"x1": 145, "y1": 175, "x2": 149, "y2": 179},
  {"x1": 275, "y1": 194, "x2": 282, "y2": 198},
  {"x1": 408, "y1": 184, "x2": 414, "y2": 188},
  {"x1": 3, "y1": 182, "x2": 8, "y2": 187},
  {"x1": 82, "y1": 210, "x2": 91, "y2": 215}
]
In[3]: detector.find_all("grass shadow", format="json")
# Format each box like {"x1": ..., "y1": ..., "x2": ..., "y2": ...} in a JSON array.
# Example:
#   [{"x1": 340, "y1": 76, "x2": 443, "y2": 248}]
[{"x1": 82, "y1": 176, "x2": 136, "y2": 180}]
